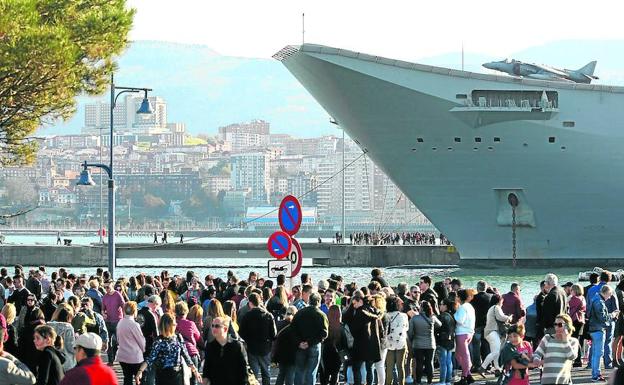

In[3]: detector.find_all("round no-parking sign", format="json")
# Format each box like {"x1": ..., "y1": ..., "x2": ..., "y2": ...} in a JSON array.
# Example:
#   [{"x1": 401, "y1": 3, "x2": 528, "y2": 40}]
[
  {"x1": 278, "y1": 195, "x2": 302, "y2": 236},
  {"x1": 267, "y1": 231, "x2": 292, "y2": 260}
]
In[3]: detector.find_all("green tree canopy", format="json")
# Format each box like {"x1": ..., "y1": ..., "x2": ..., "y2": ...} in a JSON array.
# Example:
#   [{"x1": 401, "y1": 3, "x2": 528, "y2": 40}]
[{"x1": 0, "y1": 0, "x2": 134, "y2": 165}]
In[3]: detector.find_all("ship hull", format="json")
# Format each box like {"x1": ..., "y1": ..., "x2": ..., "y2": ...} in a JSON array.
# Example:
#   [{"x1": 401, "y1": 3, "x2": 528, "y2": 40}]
[{"x1": 275, "y1": 44, "x2": 624, "y2": 260}]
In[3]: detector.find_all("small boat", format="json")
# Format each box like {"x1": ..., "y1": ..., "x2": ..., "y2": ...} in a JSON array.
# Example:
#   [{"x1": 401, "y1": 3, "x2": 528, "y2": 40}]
[{"x1": 578, "y1": 267, "x2": 624, "y2": 281}]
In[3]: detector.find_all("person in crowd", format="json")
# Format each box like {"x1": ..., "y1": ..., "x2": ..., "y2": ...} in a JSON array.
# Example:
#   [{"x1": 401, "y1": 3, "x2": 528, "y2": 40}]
[
  {"x1": 568, "y1": 284, "x2": 586, "y2": 368},
  {"x1": 175, "y1": 302, "x2": 202, "y2": 385},
  {"x1": 613, "y1": 279, "x2": 624, "y2": 368},
  {"x1": 222, "y1": 300, "x2": 239, "y2": 335},
  {"x1": 0, "y1": 314, "x2": 36, "y2": 384},
  {"x1": 319, "y1": 305, "x2": 344, "y2": 385},
  {"x1": 436, "y1": 298, "x2": 456, "y2": 385},
  {"x1": 33, "y1": 325, "x2": 64, "y2": 385},
  {"x1": 238, "y1": 292, "x2": 276, "y2": 385},
  {"x1": 135, "y1": 313, "x2": 201, "y2": 385},
  {"x1": 47, "y1": 305, "x2": 76, "y2": 371},
  {"x1": 541, "y1": 273, "x2": 568, "y2": 336},
  {"x1": 500, "y1": 324, "x2": 532, "y2": 385},
  {"x1": 371, "y1": 268, "x2": 389, "y2": 288},
  {"x1": 273, "y1": 306, "x2": 298, "y2": 385},
  {"x1": 293, "y1": 284, "x2": 312, "y2": 310},
  {"x1": 59, "y1": 333, "x2": 118, "y2": 385},
  {"x1": 502, "y1": 282, "x2": 526, "y2": 324},
  {"x1": 202, "y1": 316, "x2": 250, "y2": 385},
  {"x1": 478, "y1": 293, "x2": 512, "y2": 376},
  {"x1": 320, "y1": 289, "x2": 335, "y2": 315},
  {"x1": 8, "y1": 275, "x2": 31, "y2": 316},
  {"x1": 454, "y1": 289, "x2": 476, "y2": 385},
  {"x1": 102, "y1": 279, "x2": 125, "y2": 366},
  {"x1": 343, "y1": 291, "x2": 382, "y2": 385},
  {"x1": 188, "y1": 303, "x2": 205, "y2": 335},
  {"x1": 469, "y1": 280, "x2": 492, "y2": 372},
  {"x1": 419, "y1": 276, "x2": 439, "y2": 315},
  {"x1": 532, "y1": 314, "x2": 579, "y2": 384},
  {"x1": 408, "y1": 301, "x2": 441, "y2": 385},
  {"x1": 588, "y1": 285, "x2": 615, "y2": 381},
  {"x1": 41, "y1": 289, "x2": 62, "y2": 321},
  {"x1": 290, "y1": 292, "x2": 329, "y2": 385},
  {"x1": 370, "y1": 293, "x2": 387, "y2": 385},
  {"x1": 2, "y1": 303, "x2": 19, "y2": 356},
  {"x1": 85, "y1": 280, "x2": 103, "y2": 314},
  {"x1": 203, "y1": 299, "x2": 227, "y2": 345},
  {"x1": 267, "y1": 286, "x2": 289, "y2": 321},
  {"x1": 604, "y1": 280, "x2": 620, "y2": 370},
  {"x1": 116, "y1": 301, "x2": 146, "y2": 385},
  {"x1": 136, "y1": 294, "x2": 161, "y2": 385},
  {"x1": 79, "y1": 297, "x2": 108, "y2": 348},
  {"x1": 385, "y1": 295, "x2": 410, "y2": 385},
  {"x1": 17, "y1": 295, "x2": 45, "y2": 372},
  {"x1": 128, "y1": 276, "x2": 141, "y2": 302}
]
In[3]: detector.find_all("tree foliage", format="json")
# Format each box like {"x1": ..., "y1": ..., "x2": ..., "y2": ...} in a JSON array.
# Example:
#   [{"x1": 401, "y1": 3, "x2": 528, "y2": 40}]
[{"x1": 0, "y1": 0, "x2": 134, "y2": 165}]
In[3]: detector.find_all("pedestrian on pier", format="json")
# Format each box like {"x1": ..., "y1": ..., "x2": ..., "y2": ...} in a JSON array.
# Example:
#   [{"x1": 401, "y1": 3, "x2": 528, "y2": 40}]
[{"x1": 153, "y1": 233, "x2": 158, "y2": 244}]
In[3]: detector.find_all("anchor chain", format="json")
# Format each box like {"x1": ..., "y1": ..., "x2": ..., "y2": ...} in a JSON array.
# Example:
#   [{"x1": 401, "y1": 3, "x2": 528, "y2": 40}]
[
  {"x1": 512, "y1": 205, "x2": 517, "y2": 267},
  {"x1": 508, "y1": 193, "x2": 519, "y2": 267}
]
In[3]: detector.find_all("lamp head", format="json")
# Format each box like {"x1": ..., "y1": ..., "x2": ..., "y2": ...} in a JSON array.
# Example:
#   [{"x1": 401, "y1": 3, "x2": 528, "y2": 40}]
[
  {"x1": 77, "y1": 167, "x2": 96, "y2": 186},
  {"x1": 136, "y1": 90, "x2": 153, "y2": 115}
]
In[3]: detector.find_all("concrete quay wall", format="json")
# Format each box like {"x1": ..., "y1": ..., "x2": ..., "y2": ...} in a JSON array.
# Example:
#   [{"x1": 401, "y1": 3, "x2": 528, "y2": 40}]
[
  {"x1": 0, "y1": 245, "x2": 106, "y2": 266},
  {"x1": 0, "y1": 243, "x2": 460, "y2": 268},
  {"x1": 324, "y1": 245, "x2": 460, "y2": 267}
]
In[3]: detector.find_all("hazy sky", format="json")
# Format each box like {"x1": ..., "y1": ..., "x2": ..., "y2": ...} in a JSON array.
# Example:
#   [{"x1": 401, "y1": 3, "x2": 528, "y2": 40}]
[{"x1": 127, "y1": 0, "x2": 624, "y2": 61}]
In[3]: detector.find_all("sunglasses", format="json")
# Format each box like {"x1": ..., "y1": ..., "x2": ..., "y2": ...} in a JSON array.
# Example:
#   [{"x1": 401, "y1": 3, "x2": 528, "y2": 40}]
[
  {"x1": 554, "y1": 322, "x2": 565, "y2": 327},
  {"x1": 211, "y1": 324, "x2": 224, "y2": 329}
]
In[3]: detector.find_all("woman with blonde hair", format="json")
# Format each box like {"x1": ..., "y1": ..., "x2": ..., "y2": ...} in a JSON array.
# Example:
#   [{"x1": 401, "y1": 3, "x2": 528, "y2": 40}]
[
  {"x1": 1, "y1": 303, "x2": 18, "y2": 355},
  {"x1": 532, "y1": 314, "x2": 579, "y2": 384},
  {"x1": 116, "y1": 301, "x2": 146, "y2": 385},
  {"x1": 187, "y1": 304, "x2": 204, "y2": 334},
  {"x1": 47, "y1": 304, "x2": 76, "y2": 370},
  {"x1": 136, "y1": 313, "x2": 201, "y2": 385},
  {"x1": 267, "y1": 286, "x2": 289, "y2": 321},
  {"x1": 175, "y1": 302, "x2": 202, "y2": 385}
]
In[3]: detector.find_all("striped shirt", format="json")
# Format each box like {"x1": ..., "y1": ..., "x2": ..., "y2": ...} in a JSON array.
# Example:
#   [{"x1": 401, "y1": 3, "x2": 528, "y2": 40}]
[{"x1": 533, "y1": 335, "x2": 578, "y2": 384}]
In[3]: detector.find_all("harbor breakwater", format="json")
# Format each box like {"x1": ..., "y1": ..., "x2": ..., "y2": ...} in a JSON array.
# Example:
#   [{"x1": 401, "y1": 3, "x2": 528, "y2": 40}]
[{"x1": 0, "y1": 243, "x2": 460, "y2": 268}]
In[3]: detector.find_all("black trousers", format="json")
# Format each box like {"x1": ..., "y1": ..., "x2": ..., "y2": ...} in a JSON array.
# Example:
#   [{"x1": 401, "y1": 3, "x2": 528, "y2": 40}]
[
  {"x1": 414, "y1": 348, "x2": 435, "y2": 384},
  {"x1": 120, "y1": 362, "x2": 141, "y2": 385},
  {"x1": 156, "y1": 367, "x2": 184, "y2": 385}
]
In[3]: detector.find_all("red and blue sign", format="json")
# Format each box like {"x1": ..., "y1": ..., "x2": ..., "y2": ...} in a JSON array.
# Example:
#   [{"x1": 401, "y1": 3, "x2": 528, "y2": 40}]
[
  {"x1": 267, "y1": 195, "x2": 304, "y2": 278},
  {"x1": 278, "y1": 195, "x2": 302, "y2": 236},
  {"x1": 267, "y1": 230, "x2": 292, "y2": 260}
]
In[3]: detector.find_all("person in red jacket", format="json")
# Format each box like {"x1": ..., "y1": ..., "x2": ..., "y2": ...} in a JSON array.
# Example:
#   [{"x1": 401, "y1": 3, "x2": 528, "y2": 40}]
[{"x1": 59, "y1": 333, "x2": 118, "y2": 385}]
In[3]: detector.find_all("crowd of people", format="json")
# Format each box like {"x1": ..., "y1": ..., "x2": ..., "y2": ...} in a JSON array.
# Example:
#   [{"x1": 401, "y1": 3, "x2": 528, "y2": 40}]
[
  {"x1": 346, "y1": 232, "x2": 450, "y2": 246},
  {"x1": 0, "y1": 264, "x2": 622, "y2": 385}
]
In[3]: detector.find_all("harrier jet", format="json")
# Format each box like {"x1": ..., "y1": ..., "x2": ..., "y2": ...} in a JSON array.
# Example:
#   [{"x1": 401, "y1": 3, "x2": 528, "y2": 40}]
[{"x1": 483, "y1": 59, "x2": 598, "y2": 83}]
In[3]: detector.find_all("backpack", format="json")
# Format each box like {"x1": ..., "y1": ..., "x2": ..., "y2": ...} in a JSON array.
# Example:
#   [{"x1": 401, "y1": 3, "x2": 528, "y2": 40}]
[
  {"x1": 343, "y1": 324, "x2": 354, "y2": 349},
  {"x1": 83, "y1": 310, "x2": 100, "y2": 335}
]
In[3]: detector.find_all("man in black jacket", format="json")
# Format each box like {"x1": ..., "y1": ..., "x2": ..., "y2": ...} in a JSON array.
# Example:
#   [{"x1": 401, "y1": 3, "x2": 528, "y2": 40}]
[
  {"x1": 419, "y1": 276, "x2": 439, "y2": 315},
  {"x1": 7, "y1": 275, "x2": 31, "y2": 316},
  {"x1": 238, "y1": 293, "x2": 276, "y2": 385},
  {"x1": 136, "y1": 295, "x2": 160, "y2": 385},
  {"x1": 202, "y1": 316, "x2": 250, "y2": 385},
  {"x1": 540, "y1": 273, "x2": 568, "y2": 336},
  {"x1": 291, "y1": 292, "x2": 328, "y2": 385},
  {"x1": 469, "y1": 280, "x2": 492, "y2": 371}
]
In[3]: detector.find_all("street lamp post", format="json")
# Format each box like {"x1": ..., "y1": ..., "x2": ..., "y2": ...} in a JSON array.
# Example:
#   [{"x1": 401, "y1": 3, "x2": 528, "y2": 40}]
[{"x1": 77, "y1": 73, "x2": 152, "y2": 279}]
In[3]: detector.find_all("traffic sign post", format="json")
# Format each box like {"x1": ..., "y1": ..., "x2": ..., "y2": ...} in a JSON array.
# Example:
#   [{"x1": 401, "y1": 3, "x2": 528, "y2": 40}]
[
  {"x1": 267, "y1": 231, "x2": 292, "y2": 260},
  {"x1": 266, "y1": 195, "x2": 305, "y2": 283}
]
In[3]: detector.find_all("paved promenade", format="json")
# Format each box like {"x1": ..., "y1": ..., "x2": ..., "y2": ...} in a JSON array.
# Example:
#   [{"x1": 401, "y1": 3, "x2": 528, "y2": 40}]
[{"x1": 103, "y1": 354, "x2": 614, "y2": 385}]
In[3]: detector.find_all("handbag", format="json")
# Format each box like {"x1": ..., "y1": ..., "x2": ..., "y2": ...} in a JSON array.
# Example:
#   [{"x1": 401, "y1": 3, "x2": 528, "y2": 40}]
[
  {"x1": 496, "y1": 319, "x2": 510, "y2": 336},
  {"x1": 246, "y1": 365, "x2": 259, "y2": 385},
  {"x1": 177, "y1": 334, "x2": 191, "y2": 385}
]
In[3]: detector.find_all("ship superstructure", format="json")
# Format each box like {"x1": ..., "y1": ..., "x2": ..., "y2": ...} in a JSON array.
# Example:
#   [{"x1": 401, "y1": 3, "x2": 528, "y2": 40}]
[{"x1": 274, "y1": 44, "x2": 624, "y2": 260}]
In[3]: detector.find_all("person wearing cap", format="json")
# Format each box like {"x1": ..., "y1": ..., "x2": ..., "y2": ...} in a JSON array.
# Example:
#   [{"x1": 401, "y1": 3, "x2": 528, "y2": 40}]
[
  {"x1": 0, "y1": 313, "x2": 36, "y2": 384},
  {"x1": 58, "y1": 332, "x2": 118, "y2": 385}
]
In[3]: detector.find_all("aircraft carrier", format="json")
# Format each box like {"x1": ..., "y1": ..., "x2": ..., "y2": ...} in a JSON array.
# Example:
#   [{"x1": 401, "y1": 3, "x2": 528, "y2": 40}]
[{"x1": 274, "y1": 44, "x2": 624, "y2": 261}]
